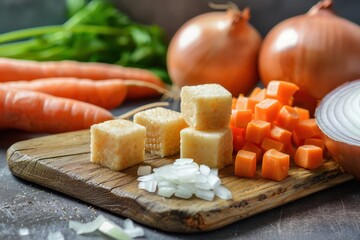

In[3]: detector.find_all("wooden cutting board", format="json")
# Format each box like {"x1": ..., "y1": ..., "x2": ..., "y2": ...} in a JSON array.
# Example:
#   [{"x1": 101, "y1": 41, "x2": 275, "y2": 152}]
[{"x1": 7, "y1": 129, "x2": 353, "y2": 233}]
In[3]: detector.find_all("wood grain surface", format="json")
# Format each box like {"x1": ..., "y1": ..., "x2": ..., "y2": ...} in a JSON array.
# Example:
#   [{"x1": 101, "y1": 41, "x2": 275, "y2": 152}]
[{"x1": 6, "y1": 129, "x2": 353, "y2": 233}]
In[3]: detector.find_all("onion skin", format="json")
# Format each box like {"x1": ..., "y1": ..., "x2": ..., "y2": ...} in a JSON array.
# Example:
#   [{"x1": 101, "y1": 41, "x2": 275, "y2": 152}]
[
  {"x1": 315, "y1": 79, "x2": 360, "y2": 179},
  {"x1": 259, "y1": 0, "x2": 360, "y2": 102},
  {"x1": 320, "y1": 131, "x2": 360, "y2": 179},
  {"x1": 167, "y1": 7, "x2": 262, "y2": 96}
]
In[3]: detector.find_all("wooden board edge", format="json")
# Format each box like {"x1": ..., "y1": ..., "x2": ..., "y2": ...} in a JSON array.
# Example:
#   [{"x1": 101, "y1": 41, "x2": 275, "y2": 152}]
[{"x1": 7, "y1": 147, "x2": 354, "y2": 233}]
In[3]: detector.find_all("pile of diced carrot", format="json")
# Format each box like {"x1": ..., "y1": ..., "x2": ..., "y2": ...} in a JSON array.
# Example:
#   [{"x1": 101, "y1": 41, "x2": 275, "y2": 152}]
[{"x1": 231, "y1": 80, "x2": 325, "y2": 182}]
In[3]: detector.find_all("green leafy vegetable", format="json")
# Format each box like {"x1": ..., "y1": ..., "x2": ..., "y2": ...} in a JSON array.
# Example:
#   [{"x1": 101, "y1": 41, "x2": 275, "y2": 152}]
[{"x1": 0, "y1": 0, "x2": 170, "y2": 83}]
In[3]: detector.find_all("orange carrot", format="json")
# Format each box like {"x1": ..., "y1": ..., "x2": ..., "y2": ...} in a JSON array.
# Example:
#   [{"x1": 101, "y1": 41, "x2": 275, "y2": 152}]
[
  {"x1": 304, "y1": 138, "x2": 325, "y2": 152},
  {"x1": 232, "y1": 97, "x2": 238, "y2": 109},
  {"x1": 294, "y1": 107, "x2": 310, "y2": 120},
  {"x1": 0, "y1": 58, "x2": 165, "y2": 100},
  {"x1": 261, "y1": 137, "x2": 285, "y2": 152},
  {"x1": 242, "y1": 141, "x2": 263, "y2": 162},
  {"x1": 245, "y1": 120, "x2": 271, "y2": 145},
  {"x1": 266, "y1": 80, "x2": 299, "y2": 101},
  {"x1": 0, "y1": 78, "x2": 169, "y2": 110},
  {"x1": 235, "y1": 95, "x2": 259, "y2": 111},
  {"x1": 270, "y1": 125, "x2": 292, "y2": 143},
  {"x1": 254, "y1": 98, "x2": 281, "y2": 122},
  {"x1": 249, "y1": 88, "x2": 266, "y2": 102},
  {"x1": 235, "y1": 150, "x2": 257, "y2": 178},
  {"x1": 294, "y1": 145, "x2": 323, "y2": 170},
  {"x1": 249, "y1": 87, "x2": 262, "y2": 98},
  {"x1": 274, "y1": 105, "x2": 300, "y2": 131},
  {"x1": 284, "y1": 142, "x2": 296, "y2": 158},
  {"x1": 231, "y1": 126, "x2": 246, "y2": 152},
  {"x1": 231, "y1": 109, "x2": 253, "y2": 128},
  {"x1": 262, "y1": 149, "x2": 289, "y2": 181},
  {"x1": 0, "y1": 88, "x2": 113, "y2": 133},
  {"x1": 292, "y1": 118, "x2": 321, "y2": 140}
]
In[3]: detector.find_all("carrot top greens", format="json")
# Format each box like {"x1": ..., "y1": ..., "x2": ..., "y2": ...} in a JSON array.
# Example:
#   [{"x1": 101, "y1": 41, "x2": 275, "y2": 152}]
[{"x1": 0, "y1": 0, "x2": 170, "y2": 83}]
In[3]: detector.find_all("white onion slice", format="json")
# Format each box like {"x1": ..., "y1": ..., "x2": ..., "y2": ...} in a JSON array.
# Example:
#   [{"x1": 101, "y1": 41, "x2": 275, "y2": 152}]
[
  {"x1": 137, "y1": 159, "x2": 233, "y2": 201},
  {"x1": 315, "y1": 79, "x2": 360, "y2": 179}
]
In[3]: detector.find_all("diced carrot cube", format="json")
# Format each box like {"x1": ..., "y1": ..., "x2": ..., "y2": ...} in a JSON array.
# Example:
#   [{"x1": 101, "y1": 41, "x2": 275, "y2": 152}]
[
  {"x1": 270, "y1": 125, "x2": 292, "y2": 144},
  {"x1": 250, "y1": 88, "x2": 267, "y2": 102},
  {"x1": 262, "y1": 149, "x2": 290, "y2": 181},
  {"x1": 292, "y1": 130, "x2": 304, "y2": 147},
  {"x1": 232, "y1": 109, "x2": 253, "y2": 128},
  {"x1": 294, "y1": 145, "x2": 323, "y2": 170},
  {"x1": 242, "y1": 141, "x2": 263, "y2": 162},
  {"x1": 275, "y1": 105, "x2": 300, "y2": 131},
  {"x1": 232, "y1": 98, "x2": 237, "y2": 109},
  {"x1": 235, "y1": 96, "x2": 259, "y2": 111},
  {"x1": 245, "y1": 120, "x2": 271, "y2": 145},
  {"x1": 284, "y1": 142, "x2": 296, "y2": 158},
  {"x1": 292, "y1": 118, "x2": 321, "y2": 140},
  {"x1": 231, "y1": 126, "x2": 246, "y2": 152},
  {"x1": 254, "y1": 98, "x2": 282, "y2": 122},
  {"x1": 304, "y1": 138, "x2": 325, "y2": 152},
  {"x1": 261, "y1": 137, "x2": 285, "y2": 152},
  {"x1": 235, "y1": 150, "x2": 257, "y2": 178},
  {"x1": 249, "y1": 87, "x2": 262, "y2": 98},
  {"x1": 294, "y1": 107, "x2": 310, "y2": 120},
  {"x1": 266, "y1": 80, "x2": 299, "y2": 101}
]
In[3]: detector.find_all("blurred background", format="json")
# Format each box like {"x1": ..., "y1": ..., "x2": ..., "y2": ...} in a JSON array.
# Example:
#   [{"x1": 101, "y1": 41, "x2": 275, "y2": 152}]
[{"x1": 0, "y1": 0, "x2": 359, "y2": 39}]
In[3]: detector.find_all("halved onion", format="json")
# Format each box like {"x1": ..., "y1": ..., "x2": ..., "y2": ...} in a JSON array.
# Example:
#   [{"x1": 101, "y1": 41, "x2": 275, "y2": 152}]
[{"x1": 315, "y1": 79, "x2": 360, "y2": 179}]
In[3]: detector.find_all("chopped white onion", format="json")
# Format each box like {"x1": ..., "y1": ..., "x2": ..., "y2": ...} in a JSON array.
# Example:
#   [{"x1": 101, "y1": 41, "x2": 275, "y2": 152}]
[
  {"x1": 200, "y1": 164, "x2": 211, "y2": 175},
  {"x1": 69, "y1": 215, "x2": 135, "y2": 240},
  {"x1": 158, "y1": 186, "x2": 176, "y2": 197},
  {"x1": 174, "y1": 158, "x2": 193, "y2": 165},
  {"x1": 207, "y1": 174, "x2": 221, "y2": 189},
  {"x1": 123, "y1": 218, "x2": 135, "y2": 230},
  {"x1": 123, "y1": 218, "x2": 145, "y2": 238},
  {"x1": 195, "y1": 189, "x2": 215, "y2": 201},
  {"x1": 136, "y1": 159, "x2": 233, "y2": 201},
  {"x1": 47, "y1": 231, "x2": 64, "y2": 240},
  {"x1": 214, "y1": 185, "x2": 233, "y2": 200},
  {"x1": 137, "y1": 165, "x2": 152, "y2": 176}
]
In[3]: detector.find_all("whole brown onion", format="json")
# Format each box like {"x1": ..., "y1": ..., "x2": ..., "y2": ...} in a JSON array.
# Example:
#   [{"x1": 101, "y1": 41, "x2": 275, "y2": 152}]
[
  {"x1": 259, "y1": 0, "x2": 360, "y2": 109},
  {"x1": 167, "y1": 4, "x2": 262, "y2": 97}
]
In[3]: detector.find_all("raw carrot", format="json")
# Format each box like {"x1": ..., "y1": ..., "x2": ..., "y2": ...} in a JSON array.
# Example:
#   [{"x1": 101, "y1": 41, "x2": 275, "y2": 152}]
[
  {"x1": 266, "y1": 80, "x2": 299, "y2": 101},
  {"x1": 294, "y1": 145, "x2": 323, "y2": 170},
  {"x1": 232, "y1": 97, "x2": 238, "y2": 109},
  {"x1": 261, "y1": 137, "x2": 285, "y2": 152},
  {"x1": 0, "y1": 88, "x2": 113, "y2": 133},
  {"x1": 254, "y1": 98, "x2": 281, "y2": 122},
  {"x1": 231, "y1": 126, "x2": 246, "y2": 152},
  {"x1": 0, "y1": 78, "x2": 170, "y2": 110},
  {"x1": 242, "y1": 141, "x2": 263, "y2": 162},
  {"x1": 231, "y1": 109, "x2": 252, "y2": 128},
  {"x1": 274, "y1": 105, "x2": 300, "y2": 131},
  {"x1": 270, "y1": 125, "x2": 292, "y2": 144},
  {"x1": 249, "y1": 87, "x2": 262, "y2": 98},
  {"x1": 284, "y1": 142, "x2": 296, "y2": 158},
  {"x1": 235, "y1": 150, "x2": 257, "y2": 178},
  {"x1": 262, "y1": 149, "x2": 289, "y2": 181},
  {"x1": 245, "y1": 120, "x2": 271, "y2": 145},
  {"x1": 304, "y1": 138, "x2": 325, "y2": 152},
  {"x1": 292, "y1": 118, "x2": 321, "y2": 140},
  {"x1": 293, "y1": 107, "x2": 310, "y2": 120},
  {"x1": 0, "y1": 58, "x2": 165, "y2": 100},
  {"x1": 249, "y1": 88, "x2": 266, "y2": 102},
  {"x1": 235, "y1": 95, "x2": 259, "y2": 111}
]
